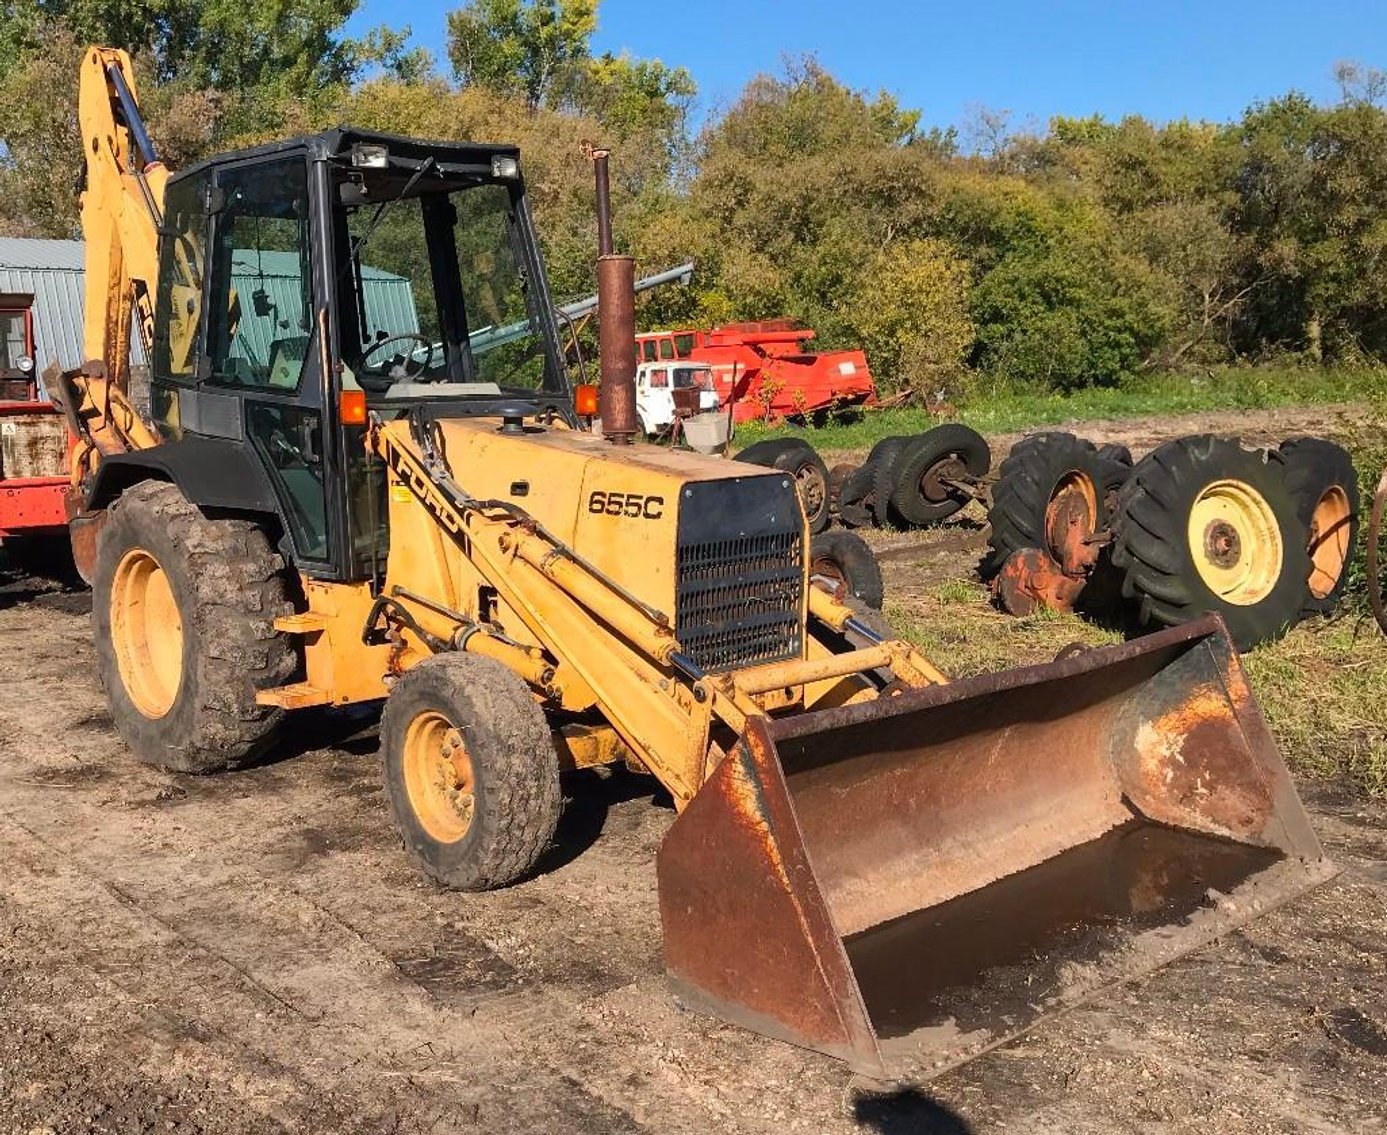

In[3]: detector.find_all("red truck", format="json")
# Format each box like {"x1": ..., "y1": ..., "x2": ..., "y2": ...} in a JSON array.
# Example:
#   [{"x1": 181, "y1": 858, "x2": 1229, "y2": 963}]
[
  {"x1": 635, "y1": 320, "x2": 876, "y2": 425},
  {"x1": 0, "y1": 296, "x2": 69, "y2": 555}
]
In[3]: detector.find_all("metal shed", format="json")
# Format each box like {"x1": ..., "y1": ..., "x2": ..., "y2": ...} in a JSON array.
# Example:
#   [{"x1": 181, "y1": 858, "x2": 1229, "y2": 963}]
[
  {"x1": 0, "y1": 237, "x2": 125, "y2": 373},
  {"x1": 0, "y1": 237, "x2": 419, "y2": 378}
]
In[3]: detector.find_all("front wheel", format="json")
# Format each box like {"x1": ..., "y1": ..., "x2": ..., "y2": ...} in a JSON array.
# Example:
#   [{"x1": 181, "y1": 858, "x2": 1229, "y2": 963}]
[{"x1": 380, "y1": 654, "x2": 563, "y2": 891}]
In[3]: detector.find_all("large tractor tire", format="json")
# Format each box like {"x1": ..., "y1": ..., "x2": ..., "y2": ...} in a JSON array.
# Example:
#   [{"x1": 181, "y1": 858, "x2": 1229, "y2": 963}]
[
  {"x1": 1279, "y1": 436, "x2": 1359, "y2": 616},
  {"x1": 94, "y1": 481, "x2": 295, "y2": 773},
  {"x1": 985, "y1": 432, "x2": 1114, "y2": 579},
  {"x1": 380, "y1": 653, "x2": 562, "y2": 891},
  {"x1": 1111, "y1": 435, "x2": 1311, "y2": 650},
  {"x1": 889, "y1": 424, "x2": 991, "y2": 527},
  {"x1": 809, "y1": 530, "x2": 885, "y2": 610}
]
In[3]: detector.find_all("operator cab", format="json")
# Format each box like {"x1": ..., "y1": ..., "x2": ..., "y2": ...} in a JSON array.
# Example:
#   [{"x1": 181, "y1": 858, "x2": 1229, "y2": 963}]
[{"x1": 147, "y1": 128, "x2": 573, "y2": 581}]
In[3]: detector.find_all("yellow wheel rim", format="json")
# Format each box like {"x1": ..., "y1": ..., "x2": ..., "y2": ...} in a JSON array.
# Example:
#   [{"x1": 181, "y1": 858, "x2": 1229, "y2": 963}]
[
  {"x1": 402, "y1": 710, "x2": 476, "y2": 844},
  {"x1": 1307, "y1": 485, "x2": 1352, "y2": 600},
  {"x1": 1186, "y1": 479, "x2": 1284, "y2": 606},
  {"x1": 110, "y1": 548, "x2": 184, "y2": 718}
]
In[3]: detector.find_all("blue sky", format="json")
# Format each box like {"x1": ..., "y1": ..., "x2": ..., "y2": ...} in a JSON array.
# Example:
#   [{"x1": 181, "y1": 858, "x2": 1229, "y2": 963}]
[{"x1": 346, "y1": 0, "x2": 1387, "y2": 136}]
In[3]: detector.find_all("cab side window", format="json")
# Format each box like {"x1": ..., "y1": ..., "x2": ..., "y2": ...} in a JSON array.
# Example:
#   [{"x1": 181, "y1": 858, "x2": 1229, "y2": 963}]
[
  {"x1": 152, "y1": 173, "x2": 209, "y2": 383},
  {"x1": 206, "y1": 158, "x2": 314, "y2": 391}
]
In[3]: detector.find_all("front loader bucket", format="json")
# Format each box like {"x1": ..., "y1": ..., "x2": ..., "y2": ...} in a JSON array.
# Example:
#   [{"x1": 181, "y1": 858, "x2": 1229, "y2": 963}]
[{"x1": 657, "y1": 616, "x2": 1334, "y2": 1079}]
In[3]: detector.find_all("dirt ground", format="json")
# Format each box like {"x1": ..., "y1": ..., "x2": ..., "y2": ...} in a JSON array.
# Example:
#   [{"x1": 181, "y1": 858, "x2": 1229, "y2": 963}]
[{"x1": 2, "y1": 404, "x2": 1385, "y2": 1135}]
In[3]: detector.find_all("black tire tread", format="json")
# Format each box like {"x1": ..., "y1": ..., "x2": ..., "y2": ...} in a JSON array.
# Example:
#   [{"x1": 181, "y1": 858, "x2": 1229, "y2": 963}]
[{"x1": 733, "y1": 437, "x2": 814, "y2": 466}]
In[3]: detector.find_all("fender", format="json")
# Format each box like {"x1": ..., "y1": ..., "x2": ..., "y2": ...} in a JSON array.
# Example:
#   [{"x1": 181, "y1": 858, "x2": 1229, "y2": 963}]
[{"x1": 84, "y1": 436, "x2": 285, "y2": 520}]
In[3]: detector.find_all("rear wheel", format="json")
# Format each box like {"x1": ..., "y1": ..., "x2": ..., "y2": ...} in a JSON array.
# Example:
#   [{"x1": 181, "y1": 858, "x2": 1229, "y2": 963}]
[
  {"x1": 380, "y1": 653, "x2": 562, "y2": 891},
  {"x1": 1111, "y1": 436, "x2": 1310, "y2": 650},
  {"x1": 1279, "y1": 437, "x2": 1359, "y2": 615},
  {"x1": 94, "y1": 481, "x2": 295, "y2": 773}
]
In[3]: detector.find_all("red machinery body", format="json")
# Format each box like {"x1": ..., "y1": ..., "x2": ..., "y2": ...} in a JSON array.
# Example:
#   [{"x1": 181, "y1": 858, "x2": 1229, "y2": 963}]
[
  {"x1": 0, "y1": 301, "x2": 68, "y2": 538},
  {"x1": 636, "y1": 320, "x2": 876, "y2": 424}
]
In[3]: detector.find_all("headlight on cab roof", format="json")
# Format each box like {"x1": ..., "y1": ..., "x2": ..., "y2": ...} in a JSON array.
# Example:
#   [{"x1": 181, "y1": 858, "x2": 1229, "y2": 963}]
[
  {"x1": 351, "y1": 142, "x2": 389, "y2": 169},
  {"x1": 491, "y1": 155, "x2": 519, "y2": 179}
]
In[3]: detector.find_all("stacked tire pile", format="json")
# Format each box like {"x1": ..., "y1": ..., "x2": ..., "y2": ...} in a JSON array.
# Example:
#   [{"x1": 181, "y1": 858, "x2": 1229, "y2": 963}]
[
  {"x1": 982, "y1": 432, "x2": 1359, "y2": 651},
  {"x1": 831, "y1": 426, "x2": 992, "y2": 530},
  {"x1": 733, "y1": 427, "x2": 993, "y2": 613}
]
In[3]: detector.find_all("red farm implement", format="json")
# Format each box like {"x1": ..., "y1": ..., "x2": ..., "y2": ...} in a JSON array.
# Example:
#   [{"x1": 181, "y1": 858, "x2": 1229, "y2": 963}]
[{"x1": 636, "y1": 320, "x2": 876, "y2": 424}]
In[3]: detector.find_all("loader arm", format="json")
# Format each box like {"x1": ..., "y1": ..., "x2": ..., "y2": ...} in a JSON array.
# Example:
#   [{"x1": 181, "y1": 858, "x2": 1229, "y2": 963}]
[{"x1": 363, "y1": 413, "x2": 946, "y2": 805}]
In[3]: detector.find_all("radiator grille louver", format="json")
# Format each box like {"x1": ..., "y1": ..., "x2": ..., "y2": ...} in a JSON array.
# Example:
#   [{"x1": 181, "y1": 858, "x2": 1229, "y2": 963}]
[{"x1": 675, "y1": 529, "x2": 803, "y2": 672}]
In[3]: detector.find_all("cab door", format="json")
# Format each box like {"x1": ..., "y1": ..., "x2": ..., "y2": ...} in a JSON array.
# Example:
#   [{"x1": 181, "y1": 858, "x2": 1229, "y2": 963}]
[{"x1": 198, "y1": 153, "x2": 336, "y2": 570}]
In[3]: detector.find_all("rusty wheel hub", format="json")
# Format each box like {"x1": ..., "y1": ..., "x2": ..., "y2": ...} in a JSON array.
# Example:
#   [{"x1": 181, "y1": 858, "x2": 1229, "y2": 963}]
[
  {"x1": 796, "y1": 464, "x2": 826, "y2": 517},
  {"x1": 1203, "y1": 519, "x2": 1242, "y2": 569},
  {"x1": 919, "y1": 455, "x2": 967, "y2": 504},
  {"x1": 809, "y1": 556, "x2": 848, "y2": 601},
  {"x1": 1043, "y1": 473, "x2": 1101, "y2": 577}
]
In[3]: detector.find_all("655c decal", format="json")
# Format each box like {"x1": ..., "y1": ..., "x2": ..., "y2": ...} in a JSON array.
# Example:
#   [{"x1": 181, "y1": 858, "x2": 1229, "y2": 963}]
[{"x1": 588, "y1": 490, "x2": 664, "y2": 520}]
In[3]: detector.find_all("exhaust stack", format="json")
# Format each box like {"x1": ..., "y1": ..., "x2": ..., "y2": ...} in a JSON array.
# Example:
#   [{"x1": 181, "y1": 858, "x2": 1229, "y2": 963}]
[{"x1": 591, "y1": 149, "x2": 637, "y2": 444}]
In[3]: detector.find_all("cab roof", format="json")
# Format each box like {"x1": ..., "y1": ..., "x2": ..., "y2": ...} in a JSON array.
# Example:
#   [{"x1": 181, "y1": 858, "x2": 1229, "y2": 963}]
[{"x1": 168, "y1": 127, "x2": 522, "y2": 186}]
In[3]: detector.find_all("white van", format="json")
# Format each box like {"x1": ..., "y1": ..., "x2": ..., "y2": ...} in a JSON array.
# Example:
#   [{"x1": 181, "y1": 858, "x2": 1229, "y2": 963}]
[{"x1": 635, "y1": 361, "x2": 720, "y2": 437}]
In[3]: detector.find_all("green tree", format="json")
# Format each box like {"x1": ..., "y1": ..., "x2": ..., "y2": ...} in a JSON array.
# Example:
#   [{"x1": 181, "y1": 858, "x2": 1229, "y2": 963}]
[
  {"x1": 853, "y1": 239, "x2": 974, "y2": 399},
  {"x1": 446, "y1": 0, "x2": 596, "y2": 108}
]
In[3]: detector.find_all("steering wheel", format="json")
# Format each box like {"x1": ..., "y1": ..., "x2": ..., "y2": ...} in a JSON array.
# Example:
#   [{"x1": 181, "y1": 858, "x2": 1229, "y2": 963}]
[{"x1": 361, "y1": 333, "x2": 434, "y2": 380}]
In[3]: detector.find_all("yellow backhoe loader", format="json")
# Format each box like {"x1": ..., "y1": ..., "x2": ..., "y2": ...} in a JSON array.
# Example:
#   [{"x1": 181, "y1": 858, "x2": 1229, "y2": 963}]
[{"x1": 50, "y1": 46, "x2": 1334, "y2": 1079}]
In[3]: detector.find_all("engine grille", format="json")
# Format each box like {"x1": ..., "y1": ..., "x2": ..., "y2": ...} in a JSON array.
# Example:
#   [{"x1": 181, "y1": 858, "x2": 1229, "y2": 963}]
[{"x1": 675, "y1": 478, "x2": 804, "y2": 673}]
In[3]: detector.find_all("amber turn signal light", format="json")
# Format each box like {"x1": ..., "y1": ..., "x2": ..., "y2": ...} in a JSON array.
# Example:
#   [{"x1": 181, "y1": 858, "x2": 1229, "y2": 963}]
[
  {"x1": 339, "y1": 389, "x2": 367, "y2": 426},
  {"x1": 574, "y1": 383, "x2": 599, "y2": 417}
]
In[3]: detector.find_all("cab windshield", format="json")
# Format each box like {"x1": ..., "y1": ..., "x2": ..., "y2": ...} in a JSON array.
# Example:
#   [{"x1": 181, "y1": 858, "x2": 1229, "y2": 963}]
[
  {"x1": 672, "y1": 365, "x2": 713, "y2": 390},
  {"x1": 334, "y1": 167, "x2": 562, "y2": 400}
]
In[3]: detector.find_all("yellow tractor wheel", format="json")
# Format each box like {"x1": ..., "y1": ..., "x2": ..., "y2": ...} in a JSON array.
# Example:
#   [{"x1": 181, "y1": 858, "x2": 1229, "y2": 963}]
[
  {"x1": 381, "y1": 653, "x2": 562, "y2": 891},
  {"x1": 1111, "y1": 435, "x2": 1311, "y2": 651},
  {"x1": 1184, "y1": 479, "x2": 1284, "y2": 606},
  {"x1": 109, "y1": 547, "x2": 185, "y2": 718},
  {"x1": 93, "y1": 481, "x2": 294, "y2": 772}
]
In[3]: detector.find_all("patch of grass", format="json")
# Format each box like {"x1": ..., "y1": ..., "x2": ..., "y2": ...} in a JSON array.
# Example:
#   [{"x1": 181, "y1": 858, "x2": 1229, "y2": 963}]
[
  {"x1": 882, "y1": 588, "x2": 1121, "y2": 680},
  {"x1": 735, "y1": 365, "x2": 1387, "y2": 452},
  {"x1": 931, "y1": 579, "x2": 978, "y2": 606},
  {"x1": 1244, "y1": 618, "x2": 1387, "y2": 797}
]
